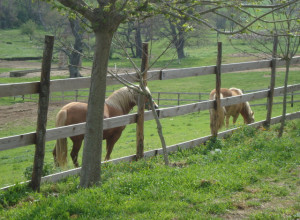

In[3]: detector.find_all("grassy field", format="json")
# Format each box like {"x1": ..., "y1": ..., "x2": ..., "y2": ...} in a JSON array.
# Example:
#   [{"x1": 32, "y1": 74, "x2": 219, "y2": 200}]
[{"x1": 0, "y1": 121, "x2": 299, "y2": 219}]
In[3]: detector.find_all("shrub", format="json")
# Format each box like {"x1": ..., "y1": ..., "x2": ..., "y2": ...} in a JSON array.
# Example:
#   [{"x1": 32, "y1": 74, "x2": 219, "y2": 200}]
[{"x1": 20, "y1": 20, "x2": 37, "y2": 40}]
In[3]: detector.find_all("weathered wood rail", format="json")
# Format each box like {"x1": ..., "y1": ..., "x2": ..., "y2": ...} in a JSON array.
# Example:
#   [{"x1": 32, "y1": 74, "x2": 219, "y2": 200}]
[{"x1": 1, "y1": 57, "x2": 300, "y2": 98}]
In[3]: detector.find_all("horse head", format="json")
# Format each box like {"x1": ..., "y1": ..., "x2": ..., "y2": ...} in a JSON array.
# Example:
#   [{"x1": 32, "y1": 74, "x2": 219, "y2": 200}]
[
  {"x1": 248, "y1": 111, "x2": 255, "y2": 124},
  {"x1": 143, "y1": 86, "x2": 159, "y2": 110},
  {"x1": 130, "y1": 85, "x2": 158, "y2": 110}
]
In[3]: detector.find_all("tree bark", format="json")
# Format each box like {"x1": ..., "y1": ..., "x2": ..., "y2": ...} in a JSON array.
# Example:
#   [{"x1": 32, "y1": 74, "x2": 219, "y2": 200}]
[
  {"x1": 79, "y1": 30, "x2": 113, "y2": 187},
  {"x1": 69, "y1": 18, "x2": 83, "y2": 78},
  {"x1": 169, "y1": 20, "x2": 186, "y2": 60},
  {"x1": 264, "y1": 36, "x2": 278, "y2": 129},
  {"x1": 135, "y1": 21, "x2": 143, "y2": 58},
  {"x1": 278, "y1": 59, "x2": 290, "y2": 138}
]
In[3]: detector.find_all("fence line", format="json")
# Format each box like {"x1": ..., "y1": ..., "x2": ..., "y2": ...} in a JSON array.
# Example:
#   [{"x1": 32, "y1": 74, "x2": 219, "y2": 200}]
[
  {"x1": 1, "y1": 111, "x2": 299, "y2": 190},
  {"x1": 1, "y1": 56, "x2": 300, "y2": 98},
  {"x1": 15, "y1": 89, "x2": 300, "y2": 108},
  {"x1": 1, "y1": 84, "x2": 300, "y2": 151},
  {"x1": 1, "y1": 56, "x2": 300, "y2": 189}
]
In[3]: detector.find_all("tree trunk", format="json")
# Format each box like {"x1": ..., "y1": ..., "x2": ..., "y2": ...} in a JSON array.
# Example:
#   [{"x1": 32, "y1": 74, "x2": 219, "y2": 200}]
[
  {"x1": 79, "y1": 30, "x2": 113, "y2": 188},
  {"x1": 169, "y1": 20, "x2": 186, "y2": 60},
  {"x1": 135, "y1": 21, "x2": 142, "y2": 58},
  {"x1": 69, "y1": 18, "x2": 83, "y2": 78},
  {"x1": 176, "y1": 23, "x2": 185, "y2": 60},
  {"x1": 278, "y1": 59, "x2": 290, "y2": 138}
]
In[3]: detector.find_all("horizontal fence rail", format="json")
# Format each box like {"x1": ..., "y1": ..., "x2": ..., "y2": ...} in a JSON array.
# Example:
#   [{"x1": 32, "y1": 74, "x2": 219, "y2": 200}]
[
  {"x1": 1, "y1": 84, "x2": 299, "y2": 151},
  {"x1": 1, "y1": 56, "x2": 300, "y2": 98}
]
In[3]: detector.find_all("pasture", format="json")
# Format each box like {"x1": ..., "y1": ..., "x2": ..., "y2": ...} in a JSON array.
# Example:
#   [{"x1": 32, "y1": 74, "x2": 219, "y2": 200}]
[{"x1": 0, "y1": 121, "x2": 299, "y2": 219}]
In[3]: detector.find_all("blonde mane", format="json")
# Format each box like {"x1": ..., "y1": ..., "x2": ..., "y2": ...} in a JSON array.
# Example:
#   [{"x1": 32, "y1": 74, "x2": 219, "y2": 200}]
[{"x1": 105, "y1": 87, "x2": 138, "y2": 113}]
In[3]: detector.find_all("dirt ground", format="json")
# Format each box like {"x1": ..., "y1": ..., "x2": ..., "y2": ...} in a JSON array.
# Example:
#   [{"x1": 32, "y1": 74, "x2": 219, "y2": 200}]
[{"x1": 0, "y1": 60, "x2": 135, "y2": 128}]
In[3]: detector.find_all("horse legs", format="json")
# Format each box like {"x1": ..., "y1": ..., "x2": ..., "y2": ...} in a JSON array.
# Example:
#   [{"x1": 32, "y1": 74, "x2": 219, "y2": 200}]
[
  {"x1": 70, "y1": 136, "x2": 83, "y2": 167},
  {"x1": 226, "y1": 115, "x2": 230, "y2": 128},
  {"x1": 232, "y1": 114, "x2": 239, "y2": 126},
  {"x1": 53, "y1": 145, "x2": 58, "y2": 166},
  {"x1": 105, "y1": 132, "x2": 123, "y2": 161}
]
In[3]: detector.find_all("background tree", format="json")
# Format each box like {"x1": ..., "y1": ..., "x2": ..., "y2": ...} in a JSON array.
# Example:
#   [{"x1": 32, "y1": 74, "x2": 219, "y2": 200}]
[
  {"x1": 226, "y1": 0, "x2": 300, "y2": 136},
  {"x1": 271, "y1": 1, "x2": 300, "y2": 137},
  {"x1": 66, "y1": 17, "x2": 84, "y2": 78}
]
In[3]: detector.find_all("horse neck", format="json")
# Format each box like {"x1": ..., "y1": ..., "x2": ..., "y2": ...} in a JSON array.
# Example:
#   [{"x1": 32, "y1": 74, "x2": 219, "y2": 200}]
[
  {"x1": 106, "y1": 88, "x2": 136, "y2": 114},
  {"x1": 240, "y1": 102, "x2": 252, "y2": 123}
]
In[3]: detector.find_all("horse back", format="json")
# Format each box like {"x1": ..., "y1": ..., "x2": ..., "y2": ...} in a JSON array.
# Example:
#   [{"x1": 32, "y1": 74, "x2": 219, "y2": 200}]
[
  {"x1": 209, "y1": 88, "x2": 233, "y2": 99},
  {"x1": 61, "y1": 102, "x2": 88, "y2": 125}
]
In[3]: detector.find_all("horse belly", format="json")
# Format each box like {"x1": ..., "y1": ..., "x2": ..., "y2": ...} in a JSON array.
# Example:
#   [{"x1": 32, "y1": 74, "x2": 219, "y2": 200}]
[{"x1": 103, "y1": 126, "x2": 125, "y2": 140}]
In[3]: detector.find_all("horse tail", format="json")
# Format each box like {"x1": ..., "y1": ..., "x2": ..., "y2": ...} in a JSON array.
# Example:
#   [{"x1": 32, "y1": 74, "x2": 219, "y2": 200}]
[
  {"x1": 55, "y1": 109, "x2": 68, "y2": 168},
  {"x1": 209, "y1": 92, "x2": 226, "y2": 135}
]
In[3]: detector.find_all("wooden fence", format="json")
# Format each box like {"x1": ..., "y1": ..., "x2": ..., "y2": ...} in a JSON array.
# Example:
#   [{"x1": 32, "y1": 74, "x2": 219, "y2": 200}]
[
  {"x1": 1, "y1": 56, "x2": 300, "y2": 188},
  {"x1": 16, "y1": 89, "x2": 300, "y2": 108}
]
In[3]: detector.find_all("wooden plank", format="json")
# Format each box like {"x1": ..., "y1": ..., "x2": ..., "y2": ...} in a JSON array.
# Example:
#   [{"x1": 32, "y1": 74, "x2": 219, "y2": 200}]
[
  {"x1": 50, "y1": 77, "x2": 91, "y2": 92},
  {"x1": 0, "y1": 82, "x2": 39, "y2": 97},
  {"x1": 222, "y1": 60, "x2": 271, "y2": 73},
  {"x1": 41, "y1": 167, "x2": 81, "y2": 184},
  {"x1": 161, "y1": 66, "x2": 215, "y2": 80},
  {"x1": 159, "y1": 56, "x2": 300, "y2": 80},
  {"x1": 158, "y1": 100, "x2": 214, "y2": 118},
  {"x1": 0, "y1": 132, "x2": 36, "y2": 151},
  {"x1": 1, "y1": 57, "x2": 299, "y2": 97},
  {"x1": 0, "y1": 114, "x2": 138, "y2": 150}
]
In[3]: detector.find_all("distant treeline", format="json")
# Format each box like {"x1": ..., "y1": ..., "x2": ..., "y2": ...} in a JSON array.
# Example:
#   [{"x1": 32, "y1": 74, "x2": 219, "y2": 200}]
[{"x1": 0, "y1": 0, "x2": 48, "y2": 29}]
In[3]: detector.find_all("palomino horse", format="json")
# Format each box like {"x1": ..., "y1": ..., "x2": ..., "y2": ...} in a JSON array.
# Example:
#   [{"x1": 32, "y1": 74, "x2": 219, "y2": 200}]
[
  {"x1": 209, "y1": 87, "x2": 254, "y2": 134},
  {"x1": 53, "y1": 86, "x2": 158, "y2": 168}
]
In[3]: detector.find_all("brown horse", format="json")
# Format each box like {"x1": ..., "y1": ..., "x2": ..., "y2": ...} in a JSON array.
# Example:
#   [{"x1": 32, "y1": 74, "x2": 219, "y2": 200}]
[
  {"x1": 53, "y1": 86, "x2": 158, "y2": 168},
  {"x1": 209, "y1": 87, "x2": 254, "y2": 134}
]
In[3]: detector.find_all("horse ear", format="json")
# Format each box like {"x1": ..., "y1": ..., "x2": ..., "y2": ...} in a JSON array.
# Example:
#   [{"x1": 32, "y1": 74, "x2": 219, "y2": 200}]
[{"x1": 252, "y1": 111, "x2": 254, "y2": 116}]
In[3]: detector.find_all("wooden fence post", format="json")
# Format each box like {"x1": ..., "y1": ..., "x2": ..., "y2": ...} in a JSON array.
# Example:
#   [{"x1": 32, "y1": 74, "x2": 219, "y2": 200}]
[
  {"x1": 136, "y1": 42, "x2": 148, "y2": 160},
  {"x1": 264, "y1": 35, "x2": 278, "y2": 128},
  {"x1": 211, "y1": 42, "x2": 222, "y2": 137},
  {"x1": 30, "y1": 35, "x2": 54, "y2": 192}
]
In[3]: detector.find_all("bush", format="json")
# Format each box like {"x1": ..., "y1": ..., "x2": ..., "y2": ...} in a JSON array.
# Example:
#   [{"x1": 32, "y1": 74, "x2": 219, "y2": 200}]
[{"x1": 20, "y1": 20, "x2": 37, "y2": 40}]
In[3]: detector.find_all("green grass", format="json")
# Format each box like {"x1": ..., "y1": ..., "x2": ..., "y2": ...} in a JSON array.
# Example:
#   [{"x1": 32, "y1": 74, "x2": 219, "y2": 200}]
[
  {"x1": 0, "y1": 29, "x2": 43, "y2": 58},
  {"x1": 0, "y1": 121, "x2": 299, "y2": 219}
]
